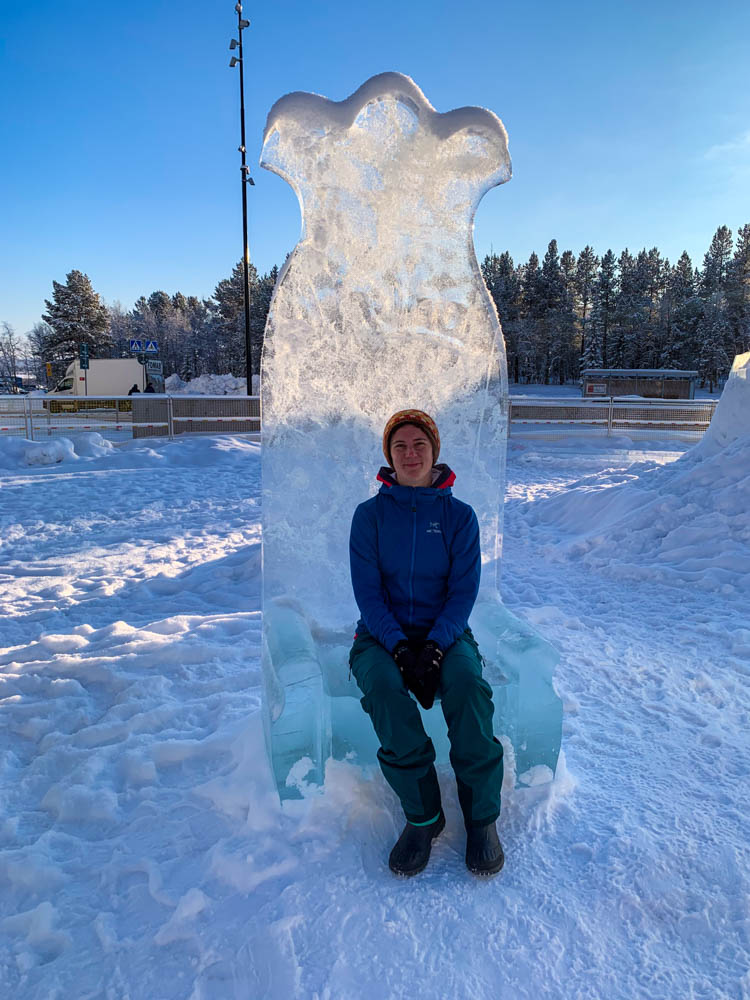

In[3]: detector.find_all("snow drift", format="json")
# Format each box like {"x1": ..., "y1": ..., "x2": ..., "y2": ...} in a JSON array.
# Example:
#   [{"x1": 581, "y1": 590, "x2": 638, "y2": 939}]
[
  {"x1": 164, "y1": 373, "x2": 260, "y2": 396},
  {"x1": 693, "y1": 350, "x2": 749, "y2": 456},
  {"x1": 0, "y1": 433, "x2": 115, "y2": 470},
  {"x1": 519, "y1": 354, "x2": 750, "y2": 597}
]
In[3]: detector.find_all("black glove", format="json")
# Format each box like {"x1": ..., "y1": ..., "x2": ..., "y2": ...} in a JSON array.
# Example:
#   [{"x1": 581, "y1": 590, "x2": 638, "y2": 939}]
[
  {"x1": 392, "y1": 639, "x2": 418, "y2": 676},
  {"x1": 416, "y1": 640, "x2": 444, "y2": 675},
  {"x1": 392, "y1": 639, "x2": 443, "y2": 710},
  {"x1": 412, "y1": 640, "x2": 444, "y2": 709}
]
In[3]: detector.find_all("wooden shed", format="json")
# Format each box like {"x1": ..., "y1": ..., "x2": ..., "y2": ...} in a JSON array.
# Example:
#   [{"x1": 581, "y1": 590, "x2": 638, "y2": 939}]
[{"x1": 581, "y1": 369, "x2": 699, "y2": 400}]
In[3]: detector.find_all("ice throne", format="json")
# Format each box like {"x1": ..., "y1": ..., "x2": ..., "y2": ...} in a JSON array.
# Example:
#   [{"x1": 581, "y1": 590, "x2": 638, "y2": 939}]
[{"x1": 259, "y1": 73, "x2": 562, "y2": 798}]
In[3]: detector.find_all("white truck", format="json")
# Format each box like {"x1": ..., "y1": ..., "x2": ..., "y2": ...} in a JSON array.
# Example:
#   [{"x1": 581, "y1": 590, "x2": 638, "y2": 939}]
[{"x1": 49, "y1": 359, "x2": 164, "y2": 396}]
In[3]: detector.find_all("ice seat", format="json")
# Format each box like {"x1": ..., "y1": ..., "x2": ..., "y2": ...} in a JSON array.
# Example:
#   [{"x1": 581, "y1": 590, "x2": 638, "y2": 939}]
[{"x1": 263, "y1": 597, "x2": 562, "y2": 799}]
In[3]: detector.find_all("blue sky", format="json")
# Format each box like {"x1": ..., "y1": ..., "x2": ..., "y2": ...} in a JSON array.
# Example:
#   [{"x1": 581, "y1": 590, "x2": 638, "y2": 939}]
[{"x1": 1, "y1": 0, "x2": 749, "y2": 335}]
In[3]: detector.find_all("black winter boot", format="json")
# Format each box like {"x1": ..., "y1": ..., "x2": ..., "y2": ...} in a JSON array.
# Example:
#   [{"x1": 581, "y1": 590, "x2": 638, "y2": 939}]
[
  {"x1": 388, "y1": 811, "x2": 446, "y2": 877},
  {"x1": 465, "y1": 822, "x2": 505, "y2": 876}
]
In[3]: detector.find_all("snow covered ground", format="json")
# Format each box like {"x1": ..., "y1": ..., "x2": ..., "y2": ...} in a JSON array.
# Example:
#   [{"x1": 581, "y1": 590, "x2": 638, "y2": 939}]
[{"x1": 1, "y1": 420, "x2": 748, "y2": 998}]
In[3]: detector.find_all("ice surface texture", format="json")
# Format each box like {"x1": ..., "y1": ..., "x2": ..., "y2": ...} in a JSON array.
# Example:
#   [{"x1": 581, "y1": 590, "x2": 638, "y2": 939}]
[{"x1": 259, "y1": 73, "x2": 562, "y2": 796}]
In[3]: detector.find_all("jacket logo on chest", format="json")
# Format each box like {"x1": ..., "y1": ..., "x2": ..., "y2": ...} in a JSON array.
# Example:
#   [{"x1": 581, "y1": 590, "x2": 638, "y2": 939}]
[{"x1": 426, "y1": 521, "x2": 442, "y2": 534}]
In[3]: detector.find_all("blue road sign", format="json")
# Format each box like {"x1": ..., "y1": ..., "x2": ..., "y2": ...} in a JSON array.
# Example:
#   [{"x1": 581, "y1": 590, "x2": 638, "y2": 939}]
[
  {"x1": 130, "y1": 339, "x2": 143, "y2": 352},
  {"x1": 145, "y1": 340, "x2": 159, "y2": 354}
]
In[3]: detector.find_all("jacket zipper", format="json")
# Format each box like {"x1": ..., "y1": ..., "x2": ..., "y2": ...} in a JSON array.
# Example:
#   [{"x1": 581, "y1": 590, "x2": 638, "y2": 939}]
[{"x1": 408, "y1": 488, "x2": 417, "y2": 625}]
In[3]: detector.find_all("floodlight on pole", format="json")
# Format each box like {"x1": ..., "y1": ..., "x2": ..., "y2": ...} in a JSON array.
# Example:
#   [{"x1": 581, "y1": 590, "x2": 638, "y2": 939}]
[{"x1": 228, "y1": 2, "x2": 254, "y2": 396}]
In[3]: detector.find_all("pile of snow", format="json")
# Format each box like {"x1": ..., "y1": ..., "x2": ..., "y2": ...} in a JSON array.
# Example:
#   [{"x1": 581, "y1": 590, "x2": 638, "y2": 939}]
[
  {"x1": 0, "y1": 431, "x2": 264, "y2": 475},
  {"x1": 0, "y1": 432, "x2": 115, "y2": 470},
  {"x1": 164, "y1": 373, "x2": 260, "y2": 396},
  {"x1": 517, "y1": 355, "x2": 750, "y2": 598},
  {"x1": 693, "y1": 350, "x2": 749, "y2": 455}
]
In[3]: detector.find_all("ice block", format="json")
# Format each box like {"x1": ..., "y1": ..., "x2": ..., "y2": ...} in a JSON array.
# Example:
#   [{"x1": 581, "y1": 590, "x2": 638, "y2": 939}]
[{"x1": 258, "y1": 73, "x2": 562, "y2": 798}]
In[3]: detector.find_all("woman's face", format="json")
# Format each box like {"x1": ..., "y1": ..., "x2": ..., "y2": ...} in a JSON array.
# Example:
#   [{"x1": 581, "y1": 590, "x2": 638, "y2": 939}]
[{"x1": 390, "y1": 424, "x2": 434, "y2": 487}]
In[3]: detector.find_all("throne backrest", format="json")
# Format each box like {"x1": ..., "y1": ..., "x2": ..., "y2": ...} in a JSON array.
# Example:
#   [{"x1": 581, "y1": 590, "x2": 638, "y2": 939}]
[{"x1": 260, "y1": 73, "x2": 511, "y2": 631}]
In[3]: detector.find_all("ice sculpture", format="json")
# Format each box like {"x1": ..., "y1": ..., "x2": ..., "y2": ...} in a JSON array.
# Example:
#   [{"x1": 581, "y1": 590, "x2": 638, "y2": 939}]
[{"x1": 259, "y1": 73, "x2": 562, "y2": 797}]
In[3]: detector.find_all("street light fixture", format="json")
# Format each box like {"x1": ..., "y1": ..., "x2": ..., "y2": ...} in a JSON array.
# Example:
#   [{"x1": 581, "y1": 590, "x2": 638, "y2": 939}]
[{"x1": 228, "y1": 3, "x2": 254, "y2": 395}]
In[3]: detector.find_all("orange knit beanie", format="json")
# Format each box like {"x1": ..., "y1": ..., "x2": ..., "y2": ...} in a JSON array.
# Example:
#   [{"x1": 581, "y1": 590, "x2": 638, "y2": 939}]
[{"x1": 382, "y1": 409, "x2": 440, "y2": 467}]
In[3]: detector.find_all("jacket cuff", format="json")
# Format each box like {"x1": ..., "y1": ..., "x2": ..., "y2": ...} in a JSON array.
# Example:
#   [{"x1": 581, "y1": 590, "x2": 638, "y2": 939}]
[{"x1": 427, "y1": 624, "x2": 458, "y2": 650}]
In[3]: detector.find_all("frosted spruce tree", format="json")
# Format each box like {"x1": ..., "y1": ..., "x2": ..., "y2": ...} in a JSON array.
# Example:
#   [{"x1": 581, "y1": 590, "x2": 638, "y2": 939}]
[
  {"x1": 661, "y1": 252, "x2": 698, "y2": 368},
  {"x1": 559, "y1": 249, "x2": 578, "y2": 382},
  {"x1": 575, "y1": 245, "x2": 599, "y2": 376},
  {"x1": 727, "y1": 223, "x2": 750, "y2": 356},
  {"x1": 642, "y1": 247, "x2": 666, "y2": 367},
  {"x1": 698, "y1": 303, "x2": 731, "y2": 392},
  {"x1": 213, "y1": 260, "x2": 261, "y2": 376},
  {"x1": 591, "y1": 249, "x2": 616, "y2": 368},
  {"x1": 696, "y1": 226, "x2": 734, "y2": 389},
  {"x1": 481, "y1": 252, "x2": 521, "y2": 383},
  {"x1": 611, "y1": 249, "x2": 650, "y2": 367},
  {"x1": 519, "y1": 252, "x2": 543, "y2": 382},
  {"x1": 169, "y1": 294, "x2": 213, "y2": 381},
  {"x1": 538, "y1": 240, "x2": 565, "y2": 384},
  {"x1": 42, "y1": 269, "x2": 111, "y2": 369},
  {"x1": 701, "y1": 225, "x2": 733, "y2": 297}
]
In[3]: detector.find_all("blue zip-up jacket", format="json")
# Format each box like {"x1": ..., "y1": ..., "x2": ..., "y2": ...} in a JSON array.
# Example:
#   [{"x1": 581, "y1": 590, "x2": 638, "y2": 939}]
[{"x1": 349, "y1": 464, "x2": 481, "y2": 653}]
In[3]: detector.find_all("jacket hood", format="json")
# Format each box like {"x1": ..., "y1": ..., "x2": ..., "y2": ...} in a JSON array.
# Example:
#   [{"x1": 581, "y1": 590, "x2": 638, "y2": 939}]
[{"x1": 376, "y1": 462, "x2": 456, "y2": 491}]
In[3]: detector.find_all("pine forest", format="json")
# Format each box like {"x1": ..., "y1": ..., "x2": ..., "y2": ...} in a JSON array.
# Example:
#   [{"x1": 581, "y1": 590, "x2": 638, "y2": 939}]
[{"x1": 2, "y1": 224, "x2": 749, "y2": 393}]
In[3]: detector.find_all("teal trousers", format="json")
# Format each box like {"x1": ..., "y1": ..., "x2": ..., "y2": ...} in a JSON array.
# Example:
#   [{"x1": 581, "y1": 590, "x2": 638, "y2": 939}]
[{"x1": 349, "y1": 626, "x2": 503, "y2": 826}]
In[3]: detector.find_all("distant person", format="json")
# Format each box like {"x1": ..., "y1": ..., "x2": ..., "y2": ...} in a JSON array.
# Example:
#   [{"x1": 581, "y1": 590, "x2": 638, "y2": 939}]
[
  {"x1": 128, "y1": 384, "x2": 140, "y2": 395},
  {"x1": 144, "y1": 382, "x2": 156, "y2": 393},
  {"x1": 348, "y1": 409, "x2": 505, "y2": 878}
]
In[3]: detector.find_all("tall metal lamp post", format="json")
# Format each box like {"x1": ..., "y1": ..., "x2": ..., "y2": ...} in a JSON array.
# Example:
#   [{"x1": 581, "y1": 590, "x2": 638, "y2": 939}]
[{"x1": 229, "y1": 3, "x2": 254, "y2": 395}]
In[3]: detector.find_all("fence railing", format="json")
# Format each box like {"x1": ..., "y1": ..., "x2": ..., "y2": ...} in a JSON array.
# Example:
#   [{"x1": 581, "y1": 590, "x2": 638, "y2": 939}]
[
  {"x1": 508, "y1": 397, "x2": 717, "y2": 443},
  {"x1": 0, "y1": 395, "x2": 260, "y2": 442},
  {"x1": 0, "y1": 394, "x2": 716, "y2": 446}
]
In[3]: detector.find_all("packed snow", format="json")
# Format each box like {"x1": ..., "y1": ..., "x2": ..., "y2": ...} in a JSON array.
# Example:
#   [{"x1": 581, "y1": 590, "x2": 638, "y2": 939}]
[
  {"x1": 0, "y1": 410, "x2": 748, "y2": 997},
  {"x1": 696, "y1": 350, "x2": 750, "y2": 454},
  {"x1": 518, "y1": 353, "x2": 750, "y2": 598},
  {"x1": 164, "y1": 373, "x2": 260, "y2": 396}
]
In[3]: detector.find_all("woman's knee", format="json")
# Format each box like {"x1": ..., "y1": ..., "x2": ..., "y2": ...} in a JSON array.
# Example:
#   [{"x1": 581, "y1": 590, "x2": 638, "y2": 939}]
[
  {"x1": 351, "y1": 648, "x2": 405, "y2": 702},
  {"x1": 440, "y1": 640, "x2": 483, "y2": 691},
  {"x1": 366, "y1": 668, "x2": 407, "y2": 706}
]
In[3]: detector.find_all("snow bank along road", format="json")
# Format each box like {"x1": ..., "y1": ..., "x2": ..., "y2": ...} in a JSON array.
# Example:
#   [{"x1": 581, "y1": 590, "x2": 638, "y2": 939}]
[{"x1": 0, "y1": 432, "x2": 748, "y2": 1000}]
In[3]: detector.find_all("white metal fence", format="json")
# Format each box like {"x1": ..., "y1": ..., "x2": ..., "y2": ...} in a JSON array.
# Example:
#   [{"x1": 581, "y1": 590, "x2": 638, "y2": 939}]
[
  {"x1": 0, "y1": 394, "x2": 716, "y2": 445},
  {"x1": 0, "y1": 395, "x2": 260, "y2": 443},
  {"x1": 508, "y1": 397, "x2": 718, "y2": 443}
]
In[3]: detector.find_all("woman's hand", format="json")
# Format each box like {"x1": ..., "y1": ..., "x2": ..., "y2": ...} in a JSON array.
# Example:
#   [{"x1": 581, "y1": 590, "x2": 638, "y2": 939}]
[
  {"x1": 392, "y1": 640, "x2": 444, "y2": 710},
  {"x1": 416, "y1": 641, "x2": 444, "y2": 676},
  {"x1": 392, "y1": 640, "x2": 418, "y2": 676}
]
